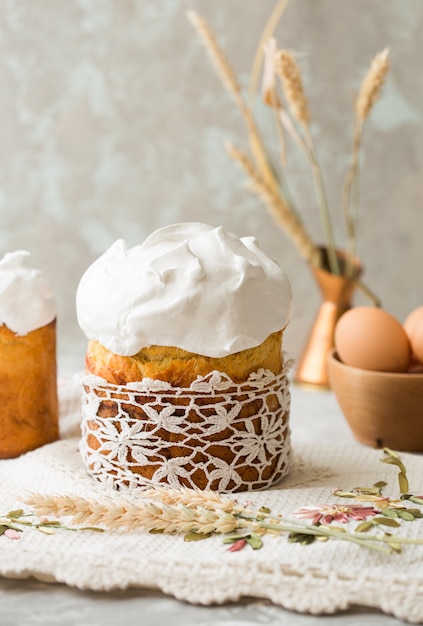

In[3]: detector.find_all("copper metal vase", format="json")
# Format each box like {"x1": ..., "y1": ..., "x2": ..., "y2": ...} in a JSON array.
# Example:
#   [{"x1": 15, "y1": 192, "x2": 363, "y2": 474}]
[{"x1": 294, "y1": 248, "x2": 362, "y2": 390}]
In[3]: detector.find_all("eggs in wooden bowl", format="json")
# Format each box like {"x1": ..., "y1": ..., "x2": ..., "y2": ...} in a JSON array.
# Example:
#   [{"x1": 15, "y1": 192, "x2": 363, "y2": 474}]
[{"x1": 328, "y1": 305, "x2": 423, "y2": 451}]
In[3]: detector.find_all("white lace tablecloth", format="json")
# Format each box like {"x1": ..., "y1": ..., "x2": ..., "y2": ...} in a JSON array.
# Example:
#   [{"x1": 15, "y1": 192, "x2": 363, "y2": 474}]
[{"x1": 0, "y1": 378, "x2": 422, "y2": 623}]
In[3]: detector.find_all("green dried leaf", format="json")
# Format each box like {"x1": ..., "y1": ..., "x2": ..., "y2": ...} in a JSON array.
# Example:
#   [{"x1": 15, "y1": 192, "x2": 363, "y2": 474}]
[
  {"x1": 6, "y1": 509, "x2": 24, "y2": 519},
  {"x1": 381, "y1": 455, "x2": 405, "y2": 472},
  {"x1": 373, "y1": 481, "x2": 388, "y2": 489},
  {"x1": 381, "y1": 508, "x2": 399, "y2": 519},
  {"x1": 246, "y1": 533, "x2": 263, "y2": 550},
  {"x1": 398, "y1": 472, "x2": 409, "y2": 495},
  {"x1": 387, "y1": 541, "x2": 402, "y2": 553},
  {"x1": 406, "y1": 509, "x2": 423, "y2": 519},
  {"x1": 381, "y1": 448, "x2": 410, "y2": 495},
  {"x1": 410, "y1": 495, "x2": 423, "y2": 506},
  {"x1": 184, "y1": 531, "x2": 213, "y2": 542},
  {"x1": 288, "y1": 532, "x2": 316, "y2": 545},
  {"x1": 79, "y1": 527, "x2": 105, "y2": 532},
  {"x1": 258, "y1": 506, "x2": 271, "y2": 515},
  {"x1": 381, "y1": 449, "x2": 407, "y2": 473},
  {"x1": 397, "y1": 510, "x2": 415, "y2": 522},
  {"x1": 372, "y1": 516, "x2": 400, "y2": 528},
  {"x1": 149, "y1": 528, "x2": 164, "y2": 534},
  {"x1": 333, "y1": 490, "x2": 356, "y2": 498},
  {"x1": 383, "y1": 447, "x2": 401, "y2": 459},
  {"x1": 353, "y1": 486, "x2": 380, "y2": 496},
  {"x1": 223, "y1": 534, "x2": 248, "y2": 544},
  {"x1": 355, "y1": 521, "x2": 373, "y2": 533},
  {"x1": 37, "y1": 526, "x2": 56, "y2": 535},
  {"x1": 376, "y1": 532, "x2": 401, "y2": 553},
  {"x1": 0, "y1": 523, "x2": 20, "y2": 534}
]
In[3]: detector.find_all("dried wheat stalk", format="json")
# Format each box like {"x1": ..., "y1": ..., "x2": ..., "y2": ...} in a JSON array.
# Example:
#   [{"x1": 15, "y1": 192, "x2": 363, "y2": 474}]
[
  {"x1": 249, "y1": 0, "x2": 290, "y2": 102},
  {"x1": 343, "y1": 48, "x2": 390, "y2": 276},
  {"x1": 275, "y1": 47, "x2": 339, "y2": 273},
  {"x1": 186, "y1": 10, "x2": 244, "y2": 113},
  {"x1": 187, "y1": 9, "x2": 279, "y2": 195},
  {"x1": 25, "y1": 493, "x2": 241, "y2": 535},
  {"x1": 262, "y1": 38, "x2": 288, "y2": 166},
  {"x1": 226, "y1": 142, "x2": 321, "y2": 266}
]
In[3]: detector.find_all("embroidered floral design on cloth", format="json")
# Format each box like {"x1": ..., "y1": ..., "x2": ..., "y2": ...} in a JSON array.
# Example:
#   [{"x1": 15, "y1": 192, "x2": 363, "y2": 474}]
[
  {"x1": 78, "y1": 367, "x2": 291, "y2": 493},
  {"x1": 293, "y1": 503, "x2": 379, "y2": 525},
  {"x1": 9, "y1": 447, "x2": 423, "y2": 562}
]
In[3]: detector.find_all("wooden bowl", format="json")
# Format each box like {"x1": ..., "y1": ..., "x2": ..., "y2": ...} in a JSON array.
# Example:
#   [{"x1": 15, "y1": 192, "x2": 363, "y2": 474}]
[{"x1": 327, "y1": 349, "x2": 423, "y2": 451}]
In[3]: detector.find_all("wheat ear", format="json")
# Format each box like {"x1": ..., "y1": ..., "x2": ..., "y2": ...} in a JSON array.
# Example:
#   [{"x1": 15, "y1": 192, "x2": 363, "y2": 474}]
[
  {"x1": 226, "y1": 142, "x2": 321, "y2": 266},
  {"x1": 355, "y1": 47, "x2": 390, "y2": 123},
  {"x1": 276, "y1": 50, "x2": 310, "y2": 128},
  {"x1": 137, "y1": 486, "x2": 238, "y2": 513},
  {"x1": 25, "y1": 493, "x2": 241, "y2": 535}
]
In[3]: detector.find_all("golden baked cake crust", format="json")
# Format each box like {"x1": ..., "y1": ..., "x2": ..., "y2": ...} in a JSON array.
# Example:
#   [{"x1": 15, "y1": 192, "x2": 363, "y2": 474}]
[
  {"x1": 0, "y1": 320, "x2": 59, "y2": 459},
  {"x1": 85, "y1": 330, "x2": 283, "y2": 387}
]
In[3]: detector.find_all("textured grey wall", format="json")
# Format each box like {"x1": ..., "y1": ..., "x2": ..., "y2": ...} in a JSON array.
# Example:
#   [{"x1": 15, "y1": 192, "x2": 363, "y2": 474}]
[{"x1": 0, "y1": 0, "x2": 422, "y2": 368}]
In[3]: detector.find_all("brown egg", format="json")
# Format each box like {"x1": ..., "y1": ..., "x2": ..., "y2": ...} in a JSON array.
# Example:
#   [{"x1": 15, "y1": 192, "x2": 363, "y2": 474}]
[
  {"x1": 404, "y1": 306, "x2": 423, "y2": 365},
  {"x1": 334, "y1": 306, "x2": 411, "y2": 372}
]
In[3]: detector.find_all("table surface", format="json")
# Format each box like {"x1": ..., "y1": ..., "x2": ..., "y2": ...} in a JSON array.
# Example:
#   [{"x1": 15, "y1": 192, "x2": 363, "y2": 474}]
[{"x1": 0, "y1": 367, "x2": 412, "y2": 626}]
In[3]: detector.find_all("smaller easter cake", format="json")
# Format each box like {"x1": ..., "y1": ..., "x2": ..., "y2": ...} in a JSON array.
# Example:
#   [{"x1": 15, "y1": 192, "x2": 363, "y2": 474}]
[
  {"x1": 0, "y1": 251, "x2": 58, "y2": 458},
  {"x1": 76, "y1": 223, "x2": 292, "y2": 493}
]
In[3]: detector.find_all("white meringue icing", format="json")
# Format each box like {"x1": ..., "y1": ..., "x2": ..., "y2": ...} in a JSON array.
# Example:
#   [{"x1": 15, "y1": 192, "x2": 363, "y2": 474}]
[
  {"x1": 76, "y1": 223, "x2": 291, "y2": 358},
  {"x1": 0, "y1": 250, "x2": 57, "y2": 335}
]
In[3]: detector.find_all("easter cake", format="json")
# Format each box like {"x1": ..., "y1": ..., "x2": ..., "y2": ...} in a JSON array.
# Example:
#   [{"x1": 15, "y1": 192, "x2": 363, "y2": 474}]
[{"x1": 76, "y1": 223, "x2": 292, "y2": 492}]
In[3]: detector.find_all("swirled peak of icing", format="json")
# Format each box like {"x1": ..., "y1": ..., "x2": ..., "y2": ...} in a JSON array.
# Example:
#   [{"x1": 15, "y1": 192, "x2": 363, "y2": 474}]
[
  {"x1": 76, "y1": 223, "x2": 291, "y2": 357},
  {"x1": 0, "y1": 250, "x2": 56, "y2": 335}
]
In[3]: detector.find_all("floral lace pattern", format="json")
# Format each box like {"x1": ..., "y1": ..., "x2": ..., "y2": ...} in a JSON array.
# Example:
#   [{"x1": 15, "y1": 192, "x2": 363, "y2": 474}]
[{"x1": 78, "y1": 367, "x2": 291, "y2": 493}]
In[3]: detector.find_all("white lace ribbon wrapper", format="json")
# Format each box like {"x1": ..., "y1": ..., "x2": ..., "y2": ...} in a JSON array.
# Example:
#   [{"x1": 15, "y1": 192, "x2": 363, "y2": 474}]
[{"x1": 77, "y1": 366, "x2": 291, "y2": 493}]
